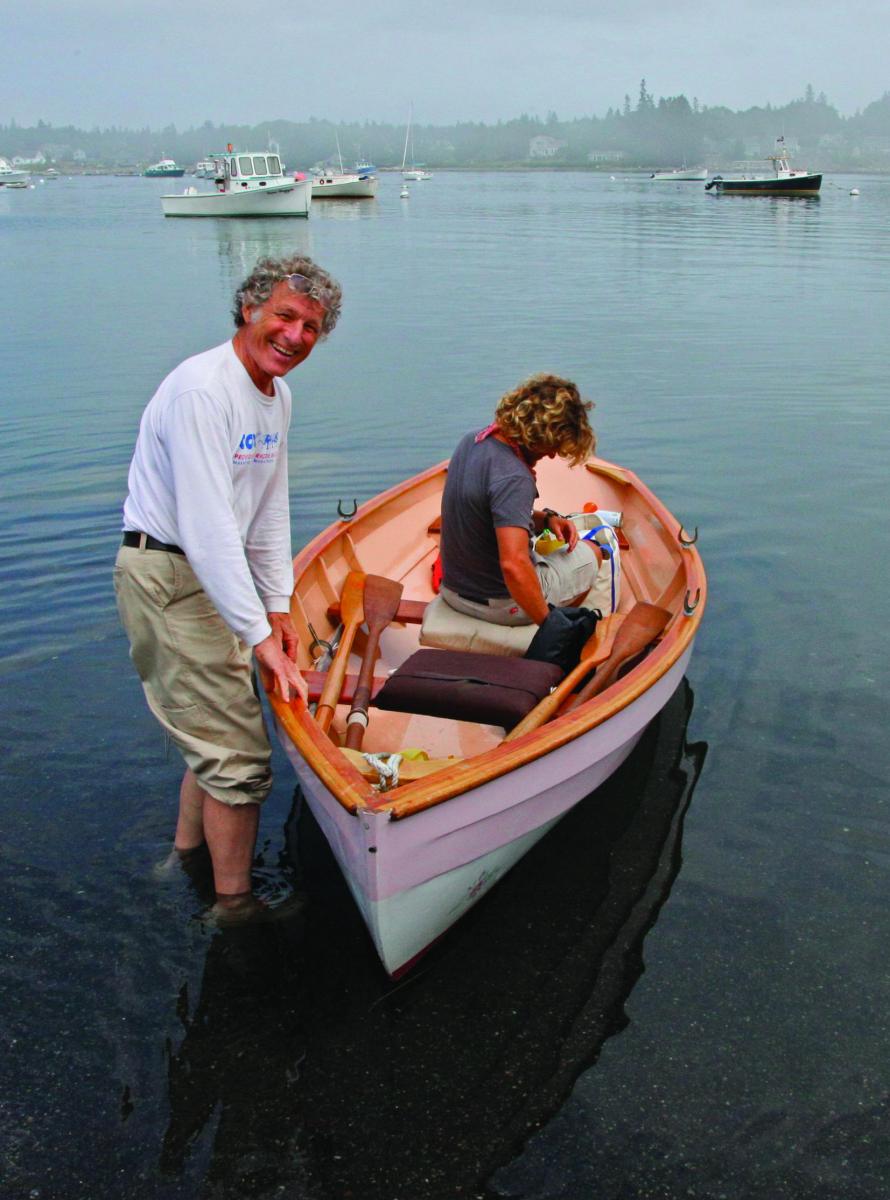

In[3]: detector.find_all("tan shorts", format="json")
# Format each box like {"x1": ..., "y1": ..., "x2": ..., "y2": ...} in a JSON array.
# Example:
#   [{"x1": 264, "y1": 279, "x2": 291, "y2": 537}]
[
  {"x1": 113, "y1": 545, "x2": 272, "y2": 807},
  {"x1": 441, "y1": 540, "x2": 600, "y2": 627}
]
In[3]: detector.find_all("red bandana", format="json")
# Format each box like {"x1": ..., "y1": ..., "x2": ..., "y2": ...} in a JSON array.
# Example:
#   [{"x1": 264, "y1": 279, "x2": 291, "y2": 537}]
[{"x1": 475, "y1": 423, "x2": 536, "y2": 477}]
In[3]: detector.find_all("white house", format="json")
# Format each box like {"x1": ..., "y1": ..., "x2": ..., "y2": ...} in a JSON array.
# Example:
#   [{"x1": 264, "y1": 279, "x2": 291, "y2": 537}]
[{"x1": 529, "y1": 135, "x2": 566, "y2": 159}]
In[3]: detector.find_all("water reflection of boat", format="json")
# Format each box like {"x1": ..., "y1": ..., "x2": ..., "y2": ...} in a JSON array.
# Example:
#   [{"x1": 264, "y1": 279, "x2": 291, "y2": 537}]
[
  {"x1": 209, "y1": 217, "x2": 313, "y2": 281},
  {"x1": 160, "y1": 679, "x2": 706, "y2": 1198}
]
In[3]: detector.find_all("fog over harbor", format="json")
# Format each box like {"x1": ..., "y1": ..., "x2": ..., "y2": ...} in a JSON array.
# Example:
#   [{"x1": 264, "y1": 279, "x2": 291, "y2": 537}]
[{"x1": 2, "y1": 0, "x2": 889, "y2": 129}]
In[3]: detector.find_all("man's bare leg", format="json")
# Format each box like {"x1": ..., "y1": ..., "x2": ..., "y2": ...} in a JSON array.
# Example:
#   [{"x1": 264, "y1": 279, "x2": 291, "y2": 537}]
[
  {"x1": 174, "y1": 768, "x2": 206, "y2": 852},
  {"x1": 203, "y1": 795, "x2": 260, "y2": 903}
]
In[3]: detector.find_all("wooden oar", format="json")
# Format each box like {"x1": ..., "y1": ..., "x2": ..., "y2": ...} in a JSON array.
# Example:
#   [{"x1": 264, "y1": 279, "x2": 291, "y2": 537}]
[
  {"x1": 502, "y1": 613, "x2": 624, "y2": 743},
  {"x1": 562, "y1": 602, "x2": 671, "y2": 713},
  {"x1": 345, "y1": 575, "x2": 404, "y2": 750},
  {"x1": 314, "y1": 572, "x2": 365, "y2": 734}
]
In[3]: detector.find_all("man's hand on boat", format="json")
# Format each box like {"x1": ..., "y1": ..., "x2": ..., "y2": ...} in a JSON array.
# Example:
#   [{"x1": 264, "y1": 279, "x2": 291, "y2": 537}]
[{"x1": 255, "y1": 613, "x2": 309, "y2": 703}]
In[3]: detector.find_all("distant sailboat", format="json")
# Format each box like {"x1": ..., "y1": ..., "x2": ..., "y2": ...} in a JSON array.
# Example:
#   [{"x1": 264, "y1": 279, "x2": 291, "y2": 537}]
[{"x1": 401, "y1": 106, "x2": 432, "y2": 180}]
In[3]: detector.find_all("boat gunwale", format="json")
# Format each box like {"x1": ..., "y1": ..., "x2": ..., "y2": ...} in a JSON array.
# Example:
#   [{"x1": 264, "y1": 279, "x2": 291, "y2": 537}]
[{"x1": 268, "y1": 457, "x2": 706, "y2": 821}]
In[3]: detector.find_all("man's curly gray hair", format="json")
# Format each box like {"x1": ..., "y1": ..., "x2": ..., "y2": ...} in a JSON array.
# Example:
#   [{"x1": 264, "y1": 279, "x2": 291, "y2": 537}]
[{"x1": 232, "y1": 254, "x2": 342, "y2": 337}]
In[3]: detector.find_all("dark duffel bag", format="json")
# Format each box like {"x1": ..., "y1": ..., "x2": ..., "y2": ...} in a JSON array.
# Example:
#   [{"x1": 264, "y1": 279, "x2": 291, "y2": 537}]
[
  {"x1": 524, "y1": 605, "x2": 601, "y2": 673},
  {"x1": 373, "y1": 649, "x2": 564, "y2": 731}
]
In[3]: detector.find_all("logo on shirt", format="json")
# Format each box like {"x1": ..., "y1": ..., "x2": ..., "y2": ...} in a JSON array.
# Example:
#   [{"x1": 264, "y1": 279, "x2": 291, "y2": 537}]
[{"x1": 234, "y1": 431, "x2": 280, "y2": 464}]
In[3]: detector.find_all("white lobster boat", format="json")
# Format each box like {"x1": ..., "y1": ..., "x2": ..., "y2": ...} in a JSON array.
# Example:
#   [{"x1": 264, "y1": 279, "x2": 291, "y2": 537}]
[
  {"x1": 310, "y1": 168, "x2": 377, "y2": 199},
  {"x1": 161, "y1": 146, "x2": 311, "y2": 217},
  {"x1": 270, "y1": 455, "x2": 706, "y2": 975},
  {"x1": 0, "y1": 157, "x2": 30, "y2": 186}
]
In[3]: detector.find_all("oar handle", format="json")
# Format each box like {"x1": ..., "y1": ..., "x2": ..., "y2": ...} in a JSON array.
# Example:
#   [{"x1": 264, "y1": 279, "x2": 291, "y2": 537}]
[
  {"x1": 503, "y1": 657, "x2": 598, "y2": 742},
  {"x1": 344, "y1": 629, "x2": 383, "y2": 749},
  {"x1": 502, "y1": 612, "x2": 624, "y2": 743},
  {"x1": 315, "y1": 621, "x2": 360, "y2": 734}
]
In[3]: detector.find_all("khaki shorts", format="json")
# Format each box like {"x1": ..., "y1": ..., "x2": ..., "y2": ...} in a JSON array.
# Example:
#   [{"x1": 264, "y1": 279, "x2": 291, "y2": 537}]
[
  {"x1": 113, "y1": 545, "x2": 272, "y2": 807},
  {"x1": 441, "y1": 540, "x2": 600, "y2": 627}
]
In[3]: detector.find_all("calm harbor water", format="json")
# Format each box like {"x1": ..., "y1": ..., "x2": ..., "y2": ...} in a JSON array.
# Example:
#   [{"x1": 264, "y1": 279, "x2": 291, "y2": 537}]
[{"x1": 2, "y1": 170, "x2": 889, "y2": 1199}]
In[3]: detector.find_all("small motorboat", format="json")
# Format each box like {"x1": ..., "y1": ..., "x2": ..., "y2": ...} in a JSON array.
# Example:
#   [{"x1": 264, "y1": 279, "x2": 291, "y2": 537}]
[
  {"x1": 650, "y1": 166, "x2": 708, "y2": 181},
  {"x1": 160, "y1": 145, "x2": 311, "y2": 217},
  {"x1": 310, "y1": 136, "x2": 377, "y2": 197},
  {"x1": 0, "y1": 157, "x2": 30, "y2": 186},
  {"x1": 706, "y1": 140, "x2": 821, "y2": 195},
  {"x1": 311, "y1": 170, "x2": 377, "y2": 198},
  {"x1": 269, "y1": 454, "x2": 706, "y2": 975},
  {"x1": 309, "y1": 147, "x2": 377, "y2": 199},
  {"x1": 144, "y1": 158, "x2": 185, "y2": 177}
]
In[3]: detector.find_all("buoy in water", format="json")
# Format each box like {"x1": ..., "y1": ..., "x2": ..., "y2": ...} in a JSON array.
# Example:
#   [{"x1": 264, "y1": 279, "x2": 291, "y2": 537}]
[
  {"x1": 850, "y1": 188, "x2": 860, "y2": 195},
  {"x1": 400, "y1": 186, "x2": 409, "y2": 198}
]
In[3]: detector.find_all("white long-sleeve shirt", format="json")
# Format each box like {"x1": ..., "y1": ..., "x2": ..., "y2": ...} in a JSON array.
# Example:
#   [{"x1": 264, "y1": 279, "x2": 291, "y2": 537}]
[{"x1": 123, "y1": 341, "x2": 293, "y2": 646}]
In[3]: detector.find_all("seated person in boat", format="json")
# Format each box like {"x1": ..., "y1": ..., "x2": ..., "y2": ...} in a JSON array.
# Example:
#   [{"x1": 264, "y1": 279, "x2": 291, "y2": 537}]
[
  {"x1": 114, "y1": 254, "x2": 342, "y2": 923},
  {"x1": 439, "y1": 374, "x2": 601, "y2": 626}
]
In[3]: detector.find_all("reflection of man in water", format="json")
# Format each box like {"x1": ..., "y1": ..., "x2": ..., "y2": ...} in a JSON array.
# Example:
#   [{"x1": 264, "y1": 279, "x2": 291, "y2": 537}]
[
  {"x1": 160, "y1": 923, "x2": 309, "y2": 1189},
  {"x1": 115, "y1": 255, "x2": 342, "y2": 922}
]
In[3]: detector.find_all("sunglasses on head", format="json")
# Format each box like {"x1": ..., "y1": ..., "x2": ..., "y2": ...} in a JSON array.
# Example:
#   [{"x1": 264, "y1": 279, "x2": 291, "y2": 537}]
[{"x1": 283, "y1": 273, "x2": 323, "y2": 302}]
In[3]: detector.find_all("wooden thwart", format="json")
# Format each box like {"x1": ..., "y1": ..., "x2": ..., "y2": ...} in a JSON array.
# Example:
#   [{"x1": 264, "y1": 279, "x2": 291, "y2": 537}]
[
  {"x1": 304, "y1": 670, "x2": 389, "y2": 706},
  {"x1": 327, "y1": 597, "x2": 427, "y2": 626}
]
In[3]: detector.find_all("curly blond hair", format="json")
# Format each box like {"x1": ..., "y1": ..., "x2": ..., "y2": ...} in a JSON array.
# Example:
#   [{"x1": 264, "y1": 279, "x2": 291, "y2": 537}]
[{"x1": 495, "y1": 374, "x2": 595, "y2": 466}]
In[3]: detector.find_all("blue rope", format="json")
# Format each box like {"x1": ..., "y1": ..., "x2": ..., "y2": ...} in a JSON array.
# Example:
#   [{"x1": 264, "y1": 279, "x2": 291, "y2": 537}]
[{"x1": 582, "y1": 525, "x2": 619, "y2": 612}]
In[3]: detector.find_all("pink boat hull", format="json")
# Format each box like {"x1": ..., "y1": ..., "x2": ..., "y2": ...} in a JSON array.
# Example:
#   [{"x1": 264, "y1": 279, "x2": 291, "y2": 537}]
[{"x1": 277, "y1": 648, "x2": 692, "y2": 974}]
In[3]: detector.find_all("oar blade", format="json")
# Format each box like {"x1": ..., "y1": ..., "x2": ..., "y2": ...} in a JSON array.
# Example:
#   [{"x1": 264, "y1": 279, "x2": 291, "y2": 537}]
[
  {"x1": 362, "y1": 574, "x2": 404, "y2": 628},
  {"x1": 568, "y1": 602, "x2": 670, "y2": 709}
]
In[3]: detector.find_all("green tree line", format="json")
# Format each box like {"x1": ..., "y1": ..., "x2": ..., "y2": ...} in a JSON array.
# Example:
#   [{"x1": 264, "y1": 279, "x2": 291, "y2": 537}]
[{"x1": 5, "y1": 86, "x2": 890, "y2": 169}]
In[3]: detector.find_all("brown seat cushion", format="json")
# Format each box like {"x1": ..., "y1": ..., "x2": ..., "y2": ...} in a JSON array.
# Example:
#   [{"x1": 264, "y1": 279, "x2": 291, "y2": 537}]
[{"x1": 373, "y1": 649, "x2": 564, "y2": 731}]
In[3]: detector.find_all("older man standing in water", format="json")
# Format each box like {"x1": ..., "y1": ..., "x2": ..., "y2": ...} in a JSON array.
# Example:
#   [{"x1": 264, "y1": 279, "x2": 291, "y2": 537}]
[{"x1": 114, "y1": 254, "x2": 342, "y2": 921}]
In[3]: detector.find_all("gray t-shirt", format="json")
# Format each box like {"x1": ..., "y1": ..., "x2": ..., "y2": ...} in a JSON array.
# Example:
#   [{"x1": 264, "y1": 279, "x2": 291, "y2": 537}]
[{"x1": 440, "y1": 431, "x2": 537, "y2": 600}]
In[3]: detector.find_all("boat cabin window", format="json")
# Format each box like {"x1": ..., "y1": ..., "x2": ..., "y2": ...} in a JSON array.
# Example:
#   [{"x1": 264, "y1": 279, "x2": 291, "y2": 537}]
[
  {"x1": 238, "y1": 156, "x2": 254, "y2": 176},
  {"x1": 267, "y1": 155, "x2": 281, "y2": 175},
  {"x1": 252, "y1": 156, "x2": 268, "y2": 176},
  {"x1": 228, "y1": 159, "x2": 238, "y2": 178}
]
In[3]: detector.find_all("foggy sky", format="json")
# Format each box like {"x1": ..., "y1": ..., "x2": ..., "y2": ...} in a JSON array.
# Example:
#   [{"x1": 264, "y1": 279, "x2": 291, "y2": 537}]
[{"x1": 3, "y1": 0, "x2": 887, "y2": 130}]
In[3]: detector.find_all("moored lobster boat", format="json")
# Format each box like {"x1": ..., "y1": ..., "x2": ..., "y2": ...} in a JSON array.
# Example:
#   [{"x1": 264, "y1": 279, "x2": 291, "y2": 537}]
[
  {"x1": 269, "y1": 454, "x2": 706, "y2": 975},
  {"x1": 161, "y1": 146, "x2": 312, "y2": 217},
  {"x1": 706, "y1": 140, "x2": 822, "y2": 196}
]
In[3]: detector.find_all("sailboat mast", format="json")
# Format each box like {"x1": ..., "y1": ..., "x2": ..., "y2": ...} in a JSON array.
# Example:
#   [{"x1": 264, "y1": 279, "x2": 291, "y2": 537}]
[{"x1": 401, "y1": 105, "x2": 412, "y2": 171}]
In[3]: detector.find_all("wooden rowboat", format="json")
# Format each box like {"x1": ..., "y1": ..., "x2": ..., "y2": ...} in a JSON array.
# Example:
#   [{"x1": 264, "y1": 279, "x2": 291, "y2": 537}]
[{"x1": 269, "y1": 454, "x2": 707, "y2": 975}]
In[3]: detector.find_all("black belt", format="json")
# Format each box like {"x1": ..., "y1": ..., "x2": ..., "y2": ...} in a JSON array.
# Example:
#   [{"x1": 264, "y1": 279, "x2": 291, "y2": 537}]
[{"x1": 122, "y1": 531, "x2": 185, "y2": 555}]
